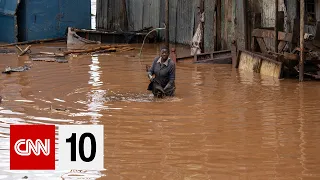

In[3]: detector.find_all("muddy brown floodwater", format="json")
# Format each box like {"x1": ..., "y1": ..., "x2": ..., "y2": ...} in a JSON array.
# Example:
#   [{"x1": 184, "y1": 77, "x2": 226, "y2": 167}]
[{"x1": 1, "y1": 42, "x2": 320, "y2": 180}]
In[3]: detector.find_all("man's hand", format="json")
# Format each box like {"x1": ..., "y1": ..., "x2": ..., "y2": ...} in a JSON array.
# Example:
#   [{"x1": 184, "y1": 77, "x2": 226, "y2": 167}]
[
  {"x1": 147, "y1": 73, "x2": 154, "y2": 82},
  {"x1": 164, "y1": 80, "x2": 174, "y2": 91},
  {"x1": 146, "y1": 65, "x2": 151, "y2": 72},
  {"x1": 164, "y1": 85, "x2": 169, "y2": 91}
]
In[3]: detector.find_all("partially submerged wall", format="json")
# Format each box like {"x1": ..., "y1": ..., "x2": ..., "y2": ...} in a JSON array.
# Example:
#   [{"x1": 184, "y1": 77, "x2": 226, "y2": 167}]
[
  {"x1": 97, "y1": 0, "x2": 238, "y2": 52},
  {"x1": 0, "y1": 0, "x2": 19, "y2": 43},
  {"x1": 0, "y1": 0, "x2": 91, "y2": 43}
]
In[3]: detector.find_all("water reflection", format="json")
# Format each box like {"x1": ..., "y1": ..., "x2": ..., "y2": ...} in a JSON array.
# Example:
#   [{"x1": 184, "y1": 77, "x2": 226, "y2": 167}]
[
  {"x1": 91, "y1": 0, "x2": 96, "y2": 29},
  {"x1": 87, "y1": 55, "x2": 105, "y2": 123},
  {"x1": 298, "y1": 83, "x2": 307, "y2": 177}
]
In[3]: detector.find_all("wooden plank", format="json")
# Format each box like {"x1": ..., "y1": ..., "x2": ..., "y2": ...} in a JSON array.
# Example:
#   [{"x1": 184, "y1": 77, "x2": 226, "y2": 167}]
[
  {"x1": 193, "y1": 57, "x2": 232, "y2": 64},
  {"x1": 236, "y1": 50, "x2": 283, "y2": 79},
  {"x1": 256, "y1": 37, "x2": 268, "y2": 54},
  {"x1": 177, "y1": 50, "x2": 231, "y2": 62},
  {"x1": 252, "y1": 29, "x2": 293, "y2": 42},
  {"x1": 278, "y1": 41, "x2": 287, "y2": 52},
  {"x1": 19, "y1": 45, "x2": 31, "y2": 56}
]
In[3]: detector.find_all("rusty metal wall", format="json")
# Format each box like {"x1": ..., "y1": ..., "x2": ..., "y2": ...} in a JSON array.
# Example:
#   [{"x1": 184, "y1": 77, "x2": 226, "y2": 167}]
[
  {"x1": 0, "y1": 0, "x2": 19, "y2": 43},
  {"x1": 96, "y1": 0, "x2": 240, "y2": 49},
  {"x1": 96, "y1": 0, "x2": 161, "y2": 31},
  {"x1": 235, "y1": 0, "x2": 247, "y2": 50},
  {"x1": 204, "y1": 0, "x2": 216, "y2": 52},
  {"x1": 262, "y1": 0, "x2": 276, "y2": 28},
  {"x1": 96, "y1": 0, "x2": 124, "y2": 31},
  {"x1": 175, "y1": 0, "x2": 198, "y2": 44},
  {"x1": 96, "y1": 0, "x2": 200, "y2": 45}
]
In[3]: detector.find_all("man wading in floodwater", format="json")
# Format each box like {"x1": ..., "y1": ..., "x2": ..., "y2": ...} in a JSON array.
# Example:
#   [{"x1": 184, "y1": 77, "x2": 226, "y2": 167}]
[{"x1": 146, "y1": 47, "x2": 176, "y2": 98}]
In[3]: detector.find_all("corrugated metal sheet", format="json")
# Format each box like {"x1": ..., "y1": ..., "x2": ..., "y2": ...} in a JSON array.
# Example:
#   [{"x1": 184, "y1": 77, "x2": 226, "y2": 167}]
[
  {"x1": 20, "y1": 0, "x2": 90, "y2": 41},
  {"x1": 0, "y1": 0, "x2": 19, "y2": 43},
  {"x1": 127, "y1": 0, "x2": 144, "y2": 31},
  {"x1": 261, "y1": 0, "x2": 275, "y2": 51},
  {"x1": 96, "y1": 0, "x2": 199, "y2": 44},
  {"x1": 97, "y1": 0, "x2": 161, "y2": 32},
  {"x1": 204, "y1": 0, "x2": 216, "y2": 52},
  {"x1": 175, "y1": 0, "x2": 197, "y2": 44},
  {"x1": 236, "y1": 0, "x2": 246, "y2": 50},
  {"x1": 262, "y1": 0, "x2": 275, "y2": 28},
  {"x1": 142, "y1": 0, "x2": 160, "y2": 30},
  {"x1": 59, "y1": 0, "x2": 91, "y2": 34},
  {"x1": 18, "y1": 0, "x2": 60, "y2": 41},
  {"x1": 0, "y1": 0, "x2": 90, "y2": 43},
  {"x1": 96, "y1": 0, "x2": 240, "y2": 49},
  {"x1": 168, "y1": 0, "x2": 178, "y2": 42}
]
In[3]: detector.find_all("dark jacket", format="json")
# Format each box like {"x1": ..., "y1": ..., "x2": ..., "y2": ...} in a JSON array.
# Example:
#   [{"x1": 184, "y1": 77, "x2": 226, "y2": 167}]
[{"x1": 147, "y1": 56, "x2": 176, "y2": 96}]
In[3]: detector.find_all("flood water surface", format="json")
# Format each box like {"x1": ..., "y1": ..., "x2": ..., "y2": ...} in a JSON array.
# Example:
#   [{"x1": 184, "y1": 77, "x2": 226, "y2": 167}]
[{"x1": 1, "y1": 43, "x2": 320, "y2": 179}]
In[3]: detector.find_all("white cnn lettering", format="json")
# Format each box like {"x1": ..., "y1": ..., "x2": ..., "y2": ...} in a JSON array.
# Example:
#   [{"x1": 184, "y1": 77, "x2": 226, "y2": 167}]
[{"x1": 14, "y1": 139, "x2": 50, "y2": 156}]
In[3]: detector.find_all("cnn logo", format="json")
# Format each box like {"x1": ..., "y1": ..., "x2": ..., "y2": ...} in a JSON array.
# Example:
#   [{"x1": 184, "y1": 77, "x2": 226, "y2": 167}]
[
  {"x1": 10, "y1": 125, "x2": 55, "y2": 170},
  {"x1": 14, "y1": 139, "x2": 50, "y2": 156}
]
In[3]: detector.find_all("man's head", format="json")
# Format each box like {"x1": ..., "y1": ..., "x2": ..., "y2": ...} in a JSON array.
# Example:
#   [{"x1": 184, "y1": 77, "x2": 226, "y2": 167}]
[{"x1": 160, "y1": 47, "x2": 169, "y2": 60}]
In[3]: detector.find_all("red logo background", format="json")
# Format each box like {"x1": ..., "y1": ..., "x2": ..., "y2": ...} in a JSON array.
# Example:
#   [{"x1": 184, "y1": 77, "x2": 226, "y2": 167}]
[{"x1": 10, "y1": 125, "x2": 55, "y2": 170}]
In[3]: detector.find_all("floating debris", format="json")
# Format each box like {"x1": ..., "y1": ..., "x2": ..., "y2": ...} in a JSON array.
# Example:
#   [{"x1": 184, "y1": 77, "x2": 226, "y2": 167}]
[
  {"x1": 15, "y1": 45, "x2": 32, "y2": 56},
  {"x1": 30, "y1": 56, "x2": 68, "y2": 63},
  {"x1": 0, "y1": 48, "x2": 15, "y2": 54},
  {"x1": 2, "y1": 65, "x2": 31, "y2": 74}
]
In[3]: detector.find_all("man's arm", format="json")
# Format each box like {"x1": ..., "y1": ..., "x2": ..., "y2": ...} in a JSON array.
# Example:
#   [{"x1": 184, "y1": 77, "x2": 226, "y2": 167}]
[
  {"x1": 147, "y1": 57, "x2": 157, "y2": 80},
  {"x1": 164, "y1": 63, "x2": 175, "y2": 90}
]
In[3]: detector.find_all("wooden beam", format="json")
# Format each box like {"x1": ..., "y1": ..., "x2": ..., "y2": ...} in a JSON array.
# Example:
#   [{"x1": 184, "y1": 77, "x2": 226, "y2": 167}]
[
  {"x1": 256, "y1": 38, "x2": 268, "y2": 54},
  {"x1": 252, "y1": 29, "x2": 293, "y2": 42},
  {"x1": 165, "y1": 0, "x2": 169, "y2": 48}
]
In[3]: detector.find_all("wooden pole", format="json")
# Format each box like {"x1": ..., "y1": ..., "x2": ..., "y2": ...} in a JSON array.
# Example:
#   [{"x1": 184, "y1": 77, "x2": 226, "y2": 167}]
[
  {"x1": 217, "y1": 0, "x2": 221, "y2": 50},
  {"x1": 200, "y1": 0, "x2": 204, "y2": 53},
  {"x1": 275, "y1": 0, "x2": 279, "y2": 53},
  {"x1": 165, "y1": 0, "x2": 169, "y2": 48},
  {"x1": 122, "y1": 0, "x2": 128, "y2": 31},
  {"x1": 299, "y1": 0, "x2": 305, "y2": 81}
]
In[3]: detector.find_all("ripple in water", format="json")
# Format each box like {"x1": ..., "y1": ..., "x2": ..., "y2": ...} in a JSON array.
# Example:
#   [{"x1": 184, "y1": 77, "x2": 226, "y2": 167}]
[{"x1": 103, "y1": 92, "x2": 182, "y2": 102}]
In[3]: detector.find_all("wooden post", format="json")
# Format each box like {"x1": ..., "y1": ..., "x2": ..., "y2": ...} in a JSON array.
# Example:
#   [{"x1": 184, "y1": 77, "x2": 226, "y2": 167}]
[
  {"x1": 200, "y1": 0, "x2": 204, "y2": 53},
  {"x1": 122, "y1": 0, "x2": 128, "y2": 31},
  {"x1": 299, "y1": 0, "x2": 305, "y2": 81},
  {"x1": 165, "y1": 0, "x2": 169, "y2": 49},
  {"x1": 235, "y1": 0, "x2": 248, "y2": 50},
  {"x1": 275, "y1": 0, "x2": 279, "y2": 53},
  {"x1": 244, "y1": 0, "x2": 249, "y2": 50},
  {"x1": 217, "y1": 0, "x2": 221, "y2": 50}
]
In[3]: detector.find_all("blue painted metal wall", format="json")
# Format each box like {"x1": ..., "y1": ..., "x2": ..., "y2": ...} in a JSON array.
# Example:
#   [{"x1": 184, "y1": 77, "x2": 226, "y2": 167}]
[
  {"x1": 0, "y1": 0, "x2": 19, "y2": 43},
  {"x1": 0, "y1": 0, "x2": 91, "y2": 43}
]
